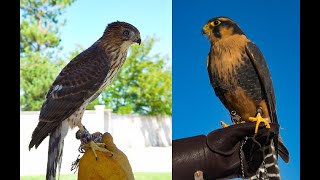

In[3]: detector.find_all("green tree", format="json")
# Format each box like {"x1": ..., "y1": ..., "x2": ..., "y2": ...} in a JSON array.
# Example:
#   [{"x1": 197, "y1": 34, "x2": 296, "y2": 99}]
[
  {"x1": 20, "y1": 0, "x2": 76, "y2": 110},
  {"x1": 101, "y1": 38, "x2": 172, "y2": 115}
]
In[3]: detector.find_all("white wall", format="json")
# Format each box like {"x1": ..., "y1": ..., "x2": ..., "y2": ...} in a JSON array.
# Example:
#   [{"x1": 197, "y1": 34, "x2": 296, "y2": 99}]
[{"x1": 20, "y1": 106, "x2": 172, "y2": 176}]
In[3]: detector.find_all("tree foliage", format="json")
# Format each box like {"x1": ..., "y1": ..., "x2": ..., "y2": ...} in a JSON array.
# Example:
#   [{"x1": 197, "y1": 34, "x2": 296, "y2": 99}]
[
  {"x1": 101, "y1": 38, "x2": 172, "y2": 115},
  {"x1": 20, "y1": 0, "x2": 76, "y2": 110}
]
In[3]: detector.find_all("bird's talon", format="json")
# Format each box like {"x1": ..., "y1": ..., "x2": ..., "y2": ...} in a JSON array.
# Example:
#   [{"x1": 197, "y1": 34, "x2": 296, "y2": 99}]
[
  {"x1": 88, "y1": 141, "x2": 113, "y2": 159},
  {"x1": 220, "y1": 121, "x2": 229, "y2": 127},
  {"x1": 248, "y1": 113, "x2": 271, "y2": 133}
]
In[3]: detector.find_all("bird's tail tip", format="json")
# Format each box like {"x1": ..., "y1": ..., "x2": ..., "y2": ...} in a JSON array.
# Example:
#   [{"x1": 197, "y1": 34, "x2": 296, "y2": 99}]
[
  {"x1": 28, "y1": 141, "x2": 35, "y2": 151},
  {"x1": 249, "y1": 140, "x2": 281, "y2": 180},
  {"x1": 46, "y1": 121, "x2": 69, "y2": 180}
]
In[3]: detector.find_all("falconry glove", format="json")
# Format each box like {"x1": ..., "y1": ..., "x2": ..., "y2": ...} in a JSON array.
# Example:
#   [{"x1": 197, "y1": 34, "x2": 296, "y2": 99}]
[{"x1": 172, "y1": 122, "x2": 279, "y2": 180}]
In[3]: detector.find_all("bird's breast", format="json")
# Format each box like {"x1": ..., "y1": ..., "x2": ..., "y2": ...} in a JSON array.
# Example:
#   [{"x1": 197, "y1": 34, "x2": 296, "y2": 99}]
[
  {"x1": 90, "y1": 51, "x2": 127, "y2": 101},
  {"x1": 209, "y1": 35, "x2": 248, "y2": 82},
  {"x1": 208, "y1": 39, "x2": 267, "y2": 120},
  {"x1": 209, "y1": 46, "x2": 246, "y2": 86},
  {"x1": 103, "y1": 52, "x2": 127, "y2": 87}
]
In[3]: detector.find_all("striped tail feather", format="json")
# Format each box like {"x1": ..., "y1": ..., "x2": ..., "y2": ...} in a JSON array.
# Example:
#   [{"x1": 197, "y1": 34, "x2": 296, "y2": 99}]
[
  {"x1": 249, "y1": 140, "x2": 281, "y2": 180},
  {"x1": 46, "y1": 121, "x2": 69, "y2": 180}
]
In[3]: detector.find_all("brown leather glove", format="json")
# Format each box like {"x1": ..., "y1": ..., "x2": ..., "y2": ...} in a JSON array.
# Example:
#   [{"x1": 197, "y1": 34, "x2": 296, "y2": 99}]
[{"x1": 172, "y1": 122, "x2": 279, "y2": 180}]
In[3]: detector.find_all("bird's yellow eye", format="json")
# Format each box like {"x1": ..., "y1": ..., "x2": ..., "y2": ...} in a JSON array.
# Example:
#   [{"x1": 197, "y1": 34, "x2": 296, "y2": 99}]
[{"x1": 211, "y1": 20, "x2": 221, "y2": 26}]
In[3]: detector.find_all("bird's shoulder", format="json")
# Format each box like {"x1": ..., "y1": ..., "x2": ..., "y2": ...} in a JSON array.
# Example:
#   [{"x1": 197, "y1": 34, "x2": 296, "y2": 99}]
[
  {"x1": 46, "y1": 43, "x2": 109, "y2": 97},
  {"x1": 59, "y1": 43, "x2": 108, "y2": 78}
]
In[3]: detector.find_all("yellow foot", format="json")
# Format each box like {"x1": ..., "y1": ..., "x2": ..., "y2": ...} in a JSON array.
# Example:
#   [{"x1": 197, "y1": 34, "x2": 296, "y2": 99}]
[
  {"x1": 248, "y1": 113, "x2": 271, "y2": 133},
  {"x1": 81, "y1": 141, "x2": 113, "y2": 160},
  {"x1": 194, "y1": 170, "x2": 204, "y2": 180},
  {"x1": 220, "y1": 121, "x2": 230, "y2": 127},
  {"x1": 221, "y1": 120, "x2": 246, "y2": 127}
]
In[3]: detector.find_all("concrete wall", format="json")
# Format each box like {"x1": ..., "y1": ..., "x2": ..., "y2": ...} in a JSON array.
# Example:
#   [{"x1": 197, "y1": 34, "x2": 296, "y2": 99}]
[{"x1": 20, "y1": 105, "x2": 172, "y2": 176}]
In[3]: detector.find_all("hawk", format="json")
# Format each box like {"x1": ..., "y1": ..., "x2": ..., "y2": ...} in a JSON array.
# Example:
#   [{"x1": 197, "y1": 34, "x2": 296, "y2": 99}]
[
  {"x1": 28, "y1": 21, "x2": 141, "y2": 180},
  {"x1": 202, "y1": 16, "x2": 289, "y2": 179}
]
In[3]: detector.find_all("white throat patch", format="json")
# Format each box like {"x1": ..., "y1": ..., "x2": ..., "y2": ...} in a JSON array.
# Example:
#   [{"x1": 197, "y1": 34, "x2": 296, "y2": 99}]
[{"x1": 120, "y1": 41, "x2": 133, "y2": 53}]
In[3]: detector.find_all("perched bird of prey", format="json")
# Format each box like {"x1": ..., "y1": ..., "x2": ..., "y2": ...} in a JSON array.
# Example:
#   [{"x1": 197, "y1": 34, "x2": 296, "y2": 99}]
[
  {"x1": 78, "y1": 132, "x2": 135, "y2": 180},
  {"x1": 202, "y1": 16, "x2": 289, "y2": 179},
  {"x1": 28, "y1": 21, "x2": 141, "y2": 180}
]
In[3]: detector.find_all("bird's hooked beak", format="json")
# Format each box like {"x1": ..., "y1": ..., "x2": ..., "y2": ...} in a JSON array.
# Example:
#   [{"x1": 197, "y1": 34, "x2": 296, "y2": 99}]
[
  {"x1": 135, "y1": 34, "x2": 141, "y2": 45},
  {"x1": 202, "y1": 23, "x2": 211, "y2": 36}
]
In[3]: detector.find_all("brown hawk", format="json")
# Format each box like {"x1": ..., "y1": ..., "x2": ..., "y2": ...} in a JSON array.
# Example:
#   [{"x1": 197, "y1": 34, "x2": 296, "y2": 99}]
[
  {"x1": 28, "y1": 21, "x2": 141, "y2": 180},
  {"x1": 202, "y1": 16, "x2": 289, "y2": 179}
]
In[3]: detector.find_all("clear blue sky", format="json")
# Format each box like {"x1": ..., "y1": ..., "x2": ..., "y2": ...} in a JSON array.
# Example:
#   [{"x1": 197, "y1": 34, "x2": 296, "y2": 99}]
[
  {"x1": 59, "y1": 0, "x2": 172, "y2": 60},
  {"x1": 172, "y1": 0, "x2": 300, "y2": 179}
]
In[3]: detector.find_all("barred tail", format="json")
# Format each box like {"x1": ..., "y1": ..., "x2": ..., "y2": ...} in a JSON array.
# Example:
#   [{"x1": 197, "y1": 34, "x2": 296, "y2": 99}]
[
  {"x1": 46, "y1": 121, "x2": 69, "y2": 180},
  {"x1": 249, "y1": 140, "x2": 280, "y2": 180}
]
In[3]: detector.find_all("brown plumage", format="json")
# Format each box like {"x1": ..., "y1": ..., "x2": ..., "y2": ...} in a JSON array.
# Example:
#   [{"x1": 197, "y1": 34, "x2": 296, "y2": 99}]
[
  {"x1": 29, "y1": 21, "x2": 141, "y2": 180},
  {"x1": 202, "y1": 16, "x2": 289, "y2": 179}
]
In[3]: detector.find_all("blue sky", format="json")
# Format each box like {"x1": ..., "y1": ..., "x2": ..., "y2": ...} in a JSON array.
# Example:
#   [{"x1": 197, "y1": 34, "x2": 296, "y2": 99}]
[
  {"x1": 59, "y1": 0, "x2": 172, "y2": 60},
  {"x1": 172, "y1": 0, "x2": 299, "y2": 179}
]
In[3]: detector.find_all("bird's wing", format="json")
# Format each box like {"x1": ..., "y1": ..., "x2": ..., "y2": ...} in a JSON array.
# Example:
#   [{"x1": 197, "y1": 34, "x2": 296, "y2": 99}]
[
  {"x1": 245, "y1": 41, "x2": 289, "y2": 162},
  {"x1": 42, "y1": 47, "x2": 109, "y2": 121},
  {"x1": 245, "y1": 41, "x2": 277, "y2": 124},
  {"x1": 30, "y1": 45, "x2": 110, "y2": 148}
]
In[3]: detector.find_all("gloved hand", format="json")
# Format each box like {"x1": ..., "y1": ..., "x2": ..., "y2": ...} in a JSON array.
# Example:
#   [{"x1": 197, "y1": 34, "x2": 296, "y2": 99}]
[
  {"x1": 77, "y1": 132, "x2": 135, "y2": 180},
  {"x1": 172, "y1": 122, "x2": 279, "y2": 180}
]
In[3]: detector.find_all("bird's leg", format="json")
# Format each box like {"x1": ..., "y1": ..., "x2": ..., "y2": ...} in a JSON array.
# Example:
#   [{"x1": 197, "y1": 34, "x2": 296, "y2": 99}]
[
  {"x1": 78, "y1": 123, "x2": 85, "y2": 132},
  {"x1": 76, "y1": 124, "x2": 113, "y2": 160},
  {"x1": 248, "y1": 107, "x2": 271, "y2": 133},
  {"x1": 230, "y1": 110, "x2": 245, "y2": 124},
  {"x1": 221, "y1": 110, "x2": 244, "y2": 127}
]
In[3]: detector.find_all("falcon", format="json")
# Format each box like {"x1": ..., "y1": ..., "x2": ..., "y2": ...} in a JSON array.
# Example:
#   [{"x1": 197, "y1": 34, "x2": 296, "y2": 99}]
[
  {"x1": 202, "y1": 16, "x2": 289, "y2": 179},
  {"x1": 28, "y1": 21, "x2": 141, "y2": 180}
]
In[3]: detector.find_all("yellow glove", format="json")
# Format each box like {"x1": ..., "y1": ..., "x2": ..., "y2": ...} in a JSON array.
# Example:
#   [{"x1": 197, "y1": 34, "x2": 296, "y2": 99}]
[{"x1": 78, "y1": 132, "x2": 135, "y2": 180}]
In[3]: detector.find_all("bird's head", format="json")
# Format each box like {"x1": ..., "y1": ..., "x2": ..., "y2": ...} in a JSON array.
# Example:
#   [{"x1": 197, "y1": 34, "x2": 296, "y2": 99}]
[
  {"x1": 202, "y1": 16, "x2": 244, "y2": 42},
  {"x1": 102, "y1": 21, "x2": 141, "y2": 50}
]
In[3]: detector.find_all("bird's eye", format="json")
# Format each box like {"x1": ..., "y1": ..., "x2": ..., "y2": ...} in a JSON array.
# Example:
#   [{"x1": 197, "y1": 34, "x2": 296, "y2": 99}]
[
  {"x1": 123, "y1": 30, "x2": 130, "y2": 36},
  {"x1": 211, "y1": 20, "x2": 221, "y2": 26}
]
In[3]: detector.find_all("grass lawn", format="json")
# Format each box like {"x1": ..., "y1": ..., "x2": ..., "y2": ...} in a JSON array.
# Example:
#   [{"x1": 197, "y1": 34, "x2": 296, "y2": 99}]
[{"x1": 20, "y1": 172, "x2": 172, "y2": 180}]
